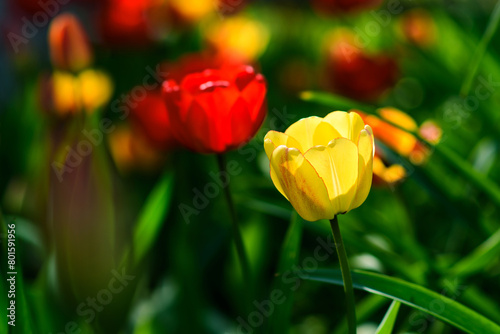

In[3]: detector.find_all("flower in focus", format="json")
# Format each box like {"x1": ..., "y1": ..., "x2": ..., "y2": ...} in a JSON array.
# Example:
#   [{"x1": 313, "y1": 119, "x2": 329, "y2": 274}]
[
  {"x1": 325, "y1": 29, "x2": 399, "y2": 101},
  {"x1": 39, "y1": 69, "x2": 113, "y2": 116},
  {"x1": 398, "y1": 9, "x2": 437, "y2": 47},
  {"x1": 162, "y1": 65, "x2": 267, "y2": 154},
  {"x1": 358, "y1": 107, "x2": 441, "y2": 165},
  {"x1": 264, "y1": 111, "x2": 374, "y2": 221},
  {"x1": 312, "y1": 0, "x2": 383, "y2": 15},
  {"x1": 48, "y1": 13, "x2": 93, "y2": 72},
  {"x1": 205, "y1": 16, "x2": 269, "y2": 63},
  {"x1": 129, "y1": 89, "x2": 177, "y2": 150}
]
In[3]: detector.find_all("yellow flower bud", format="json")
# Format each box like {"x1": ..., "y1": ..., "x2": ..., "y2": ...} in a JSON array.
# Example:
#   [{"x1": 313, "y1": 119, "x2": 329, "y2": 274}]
[{"x1": 264, "y1": 111, "x2": 374, "y2": 221}]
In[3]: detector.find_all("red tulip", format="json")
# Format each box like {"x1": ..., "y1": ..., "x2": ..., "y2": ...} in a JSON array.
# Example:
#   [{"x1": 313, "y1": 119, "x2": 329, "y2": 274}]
[
  {"x1": 130, "y1": 89, "x2": 177, "y2": 150},
  {"x1": 162, "y1": 65, "x2": 267, "y2": 154},
  {"x1": 326, "y1": 32, "x2": 398, "y2": 101},
  {"x1": 98, "y1": 0, "x2": 154, "y2": 47}
]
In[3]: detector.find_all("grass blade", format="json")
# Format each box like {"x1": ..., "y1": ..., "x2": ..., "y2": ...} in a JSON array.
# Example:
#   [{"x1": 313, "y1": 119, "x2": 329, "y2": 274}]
[
  {"x1": 375, "y1": 300, "x2": 401, "y2": 334},
  {"x1": 460, "y1": 0, "x2": 500, "y2": 96},
  {"x1": 447, "y1": 228, "x2": 500, "y2": 279}
]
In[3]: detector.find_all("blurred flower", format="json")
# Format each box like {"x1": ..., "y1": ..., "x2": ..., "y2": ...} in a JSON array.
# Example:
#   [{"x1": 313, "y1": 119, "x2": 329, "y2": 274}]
[
  {"x1": 51, "y1": 133, "x2": 116, "y2": 307},
  {"x1": 161, "y1": 52, "x2": 242, "y2": 82},
  {"x1": 129, "y1": 89, "x2": 177, "y2": 150},
  {"x1": 205, "y1": 16, "x2": 269, "y2": 63},
  {"x1": 40, "y1": 69, "x2": 113, "y2": 116},
  {"x1": 358, "y1": 107, "x2": 441, "y2": 165},
  {"x1": 98, "y1": 0, "x2": 156, "y2": 46},
  {"x1": 49, "y1": 13, "x2": 93, "y2": 72},
  {"x1": 217, "y1": 0, "x2": 248, "y2": 16},
  {"x1": 325, "y1": 29, "x2": 399, "y2": 101},
  {"x1": 108, "y1": 125, "x2": 164, "y2": 173},
  {"x1": 162, "y1": 65, "x2": 267, "y2": 154},
  {"x1": 312, "y1": 0, "x2": 383, "y2": 14},
  {"x1": 398, "y1": 9, "x2": 436, "y2": 47},
  {"x1": 372, "y1": 155, "x2": 406, "y2": 186},
  {"x1": 264, "y1": 111, "x2": 374, "y2": 221},
  {"x1": 168, "y1": 0, "x2": 214, "y2": 23}
]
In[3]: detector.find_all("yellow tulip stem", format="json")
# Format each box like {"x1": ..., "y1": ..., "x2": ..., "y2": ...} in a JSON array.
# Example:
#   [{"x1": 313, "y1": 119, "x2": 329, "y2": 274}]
[
  {"x1": 330, "y1": 216, "x2": 357, "y2": 334},
  {"x1": 216, "y1": 154, "x2": 252, "y2": 294}
]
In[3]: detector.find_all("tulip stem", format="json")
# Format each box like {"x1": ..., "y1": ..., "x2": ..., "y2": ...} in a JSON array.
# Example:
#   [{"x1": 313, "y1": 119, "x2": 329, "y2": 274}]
[
  {"x1": 216, "y1": 154, "x2": 252, "y2": 291},
  {"x1": 330, "y1": 216, "x2": 357, "y2": 334}
]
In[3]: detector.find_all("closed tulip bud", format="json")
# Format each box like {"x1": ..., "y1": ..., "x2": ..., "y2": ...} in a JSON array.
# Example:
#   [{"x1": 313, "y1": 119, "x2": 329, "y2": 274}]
[
  {"x1": 264, "y1": 111, "x2": 374, "y2": 221},
  {"x1": 49, "y1": 14, "x2": 93, "y2": 72},
  {"x1": 162, "y1": 65, "x2": 267, "y2": 154}
]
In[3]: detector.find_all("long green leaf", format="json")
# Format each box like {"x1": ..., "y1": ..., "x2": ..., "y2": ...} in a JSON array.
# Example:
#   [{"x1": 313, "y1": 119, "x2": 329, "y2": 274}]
[
  {"x1": 304, "y1": 269, "x2": 500, "y2": 334},
  {"x1": 460, "y1": 0, "x2": 500, "y2": 96},
  {"x1": 375, "y1": 300, "x2": 401, "y2": 334},
  {"x1": 130, "y1": 170, "x2": 174, "y2": 265},
  {"x1": 266, "y1": 211, "x2": 303, "y2": 334},
  {"x1": 447, "y1": 228, "x2": 500, "y2": 279}
]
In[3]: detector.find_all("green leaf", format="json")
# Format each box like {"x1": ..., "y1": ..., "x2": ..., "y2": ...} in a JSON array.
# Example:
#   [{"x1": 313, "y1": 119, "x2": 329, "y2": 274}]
[
  {"x1": 460, "y1": 0, "x2": 500, "y2": 96},
  {"x1": 266, "y1": 211, "x2": 303, "y2": 334},
  {"x1": 375, "y1": 300, "x2": 401, "y2": 334},
  {"x1": 447, "y1": 228, "x2": 500, "y2": 279},
  {"x1": 333, "y1": 294, "x2": 390, "y2": 334},
  {"x1": 130, "y1": 170, "x2": 175, "y2": 265},
  {"x1": 303, "y1": 269, "x2": 500, "y2": 334}
]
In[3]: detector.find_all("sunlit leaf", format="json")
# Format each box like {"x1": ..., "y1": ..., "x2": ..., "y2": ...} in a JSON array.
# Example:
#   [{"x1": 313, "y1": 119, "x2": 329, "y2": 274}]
[
  {"x1": 304, "y1": 269, "x2": 500, "y2": 334},
  {"x1": 375, "y1": 300, "x2": 401, "y2": 334},
  {"x1": 130, "y1": 170, "x2": 175, "y2": 265}
]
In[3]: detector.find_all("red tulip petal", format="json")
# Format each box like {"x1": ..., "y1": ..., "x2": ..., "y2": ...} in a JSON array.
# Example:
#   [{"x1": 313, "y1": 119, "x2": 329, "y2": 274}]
[{"x1": 228, "y1": 97, "x2": 253, "y2": 149}]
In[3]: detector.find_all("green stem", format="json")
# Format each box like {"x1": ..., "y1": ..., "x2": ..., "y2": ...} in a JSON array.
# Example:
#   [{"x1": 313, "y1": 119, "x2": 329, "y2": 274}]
[
  {"x1": 330, "y1": 216, "x2": 356, "y2": 334},
  {"x1": 216, "y1": 154, "x2": 252, "y2": 290}
]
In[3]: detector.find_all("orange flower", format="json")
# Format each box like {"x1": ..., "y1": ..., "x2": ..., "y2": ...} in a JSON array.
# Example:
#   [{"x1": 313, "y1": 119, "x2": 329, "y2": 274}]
[
  {"x1": 48, "y1": 14, "x2": 93, "y2": 72},
  {"x1": 357, "y1": 107, "x2": 441, "y2": 165},
  {"x1": 399, "y1": 9, "x2": 436, "y2": 47}
]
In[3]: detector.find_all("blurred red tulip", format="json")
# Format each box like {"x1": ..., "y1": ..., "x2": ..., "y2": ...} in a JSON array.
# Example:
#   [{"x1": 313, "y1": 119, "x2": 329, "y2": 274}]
[
  {"x1": 98, "y1": 0, "x2": 154, "y2": 47},
  {"x1": 312, "y1": 0, "x2": 383, "y2": 14},
  {"x1": 163, "y1": 65, "x2": 267, "y2": 154},
  {"x1": 48, "y1": 13, "x2": 93, "y2": 72},
  {"x1": 129, "y1": 89, "x2": 177, "y2": 150},
  {"x1": 326, "y1": 32, "x2": 398, "y2": 101}
]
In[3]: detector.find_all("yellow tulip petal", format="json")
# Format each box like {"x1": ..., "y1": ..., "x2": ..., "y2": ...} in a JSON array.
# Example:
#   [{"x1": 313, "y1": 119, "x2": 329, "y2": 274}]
[
  {"x1": 304, "y1": 138, "x2": 358, "y2": 215},
  {"x1": 324, "y1": 111, "x2": 365, "y2": 143},
  {"x1": 284, "y1": 116, "x2": 323, "y2": 152},
  {"x1": 350, "y1": 125, "x2": 374, "y2": 210},
  {"x1": 313, "y1": 121, "x2": 342, "y2": 147},
  {"x1": 264, "y1": 131, "x2": 303, "y2": 159},
  {"x1": 270, "y1": 146, "x2": 335, "y2": 221}
]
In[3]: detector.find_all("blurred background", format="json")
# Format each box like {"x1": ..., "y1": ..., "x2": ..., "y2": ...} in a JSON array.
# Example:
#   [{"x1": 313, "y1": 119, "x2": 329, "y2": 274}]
[{"x1": 1, "y1": 0, "x2": 500, "y2": 333}]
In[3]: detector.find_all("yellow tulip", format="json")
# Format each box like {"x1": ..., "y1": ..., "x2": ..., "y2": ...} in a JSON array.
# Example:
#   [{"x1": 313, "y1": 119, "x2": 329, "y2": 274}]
[{"x1": 264, "y1": 111, "x2": 374, "y2": 221}]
